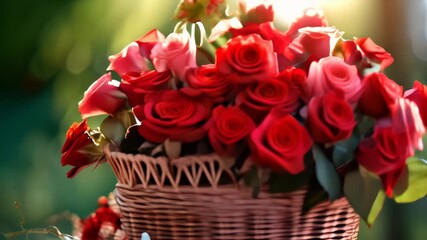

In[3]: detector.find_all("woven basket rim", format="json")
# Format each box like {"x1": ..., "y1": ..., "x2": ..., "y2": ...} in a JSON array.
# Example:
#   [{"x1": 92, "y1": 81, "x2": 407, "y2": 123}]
[{"x1": 105, "y1": 144, "x2": 238, "y2": 189}]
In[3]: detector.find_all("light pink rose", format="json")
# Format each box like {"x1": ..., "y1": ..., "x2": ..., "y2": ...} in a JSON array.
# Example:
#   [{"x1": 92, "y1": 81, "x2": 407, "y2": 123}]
[
  {"x1": 150, "y1": 31, "x2": 197, "y2": 81},
  {"x1": 107, "y1": 42, "x2": 147, "y2": 78},
  {"x1": 306, "y1": 56, "x2": 361, "y2": 104},
  {"x1": 391, "y1": 98, "x2": 425, "y2": 155},
  {"x1": 107, "y1": 29, "x2": 165, "y2": 78},
  {"x1": 78, "y1": 73, "x2": 127, "y2": 119}
]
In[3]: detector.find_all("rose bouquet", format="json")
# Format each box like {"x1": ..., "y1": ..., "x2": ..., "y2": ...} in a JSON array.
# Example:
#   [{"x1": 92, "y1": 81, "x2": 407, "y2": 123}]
[{"x1": 61, "y1": 0, "x2": 427, "y2": 230}]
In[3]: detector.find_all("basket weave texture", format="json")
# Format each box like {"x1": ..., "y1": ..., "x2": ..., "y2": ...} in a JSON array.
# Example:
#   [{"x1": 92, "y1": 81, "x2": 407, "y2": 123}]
[{"x1": 105, "y1": 145, "x2": 360, "y2": 240}]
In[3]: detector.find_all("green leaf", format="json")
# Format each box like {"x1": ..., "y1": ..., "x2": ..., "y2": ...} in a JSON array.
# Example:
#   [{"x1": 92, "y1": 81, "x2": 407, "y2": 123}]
[
  {"x1": 343, "y1": 168, "x2": 385, "y2": 227},
  {"x1": 269, "y1": 152, "x2": 314, "y2": 194},
  {"x1": 394, "y1": 157, "x2": 427, "y2": 203},
  {"x1": 243, "y1": 166, "x2": 260, "y2": 198},
  {"x1": 303, "y1": 176, "x2": 329, "y2": 213},
  {"x1": 100, "y1": 110, "x2": 136, "y2": 145},
  {"x1": 332, "y1": 133, "x2": 361, "y2": 167},
  {"x1": 268, "y1": 169, "x2": 312, "y2": 194},
  {"x1": 313, "y1": 145, "x2": 342, "y2": 200}
]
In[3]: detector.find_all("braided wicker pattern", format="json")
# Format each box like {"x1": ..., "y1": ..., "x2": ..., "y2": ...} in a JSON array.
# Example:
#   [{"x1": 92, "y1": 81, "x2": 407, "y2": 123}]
[{"x1": 105, "y1": 146, "x2": 360, "y2": 240}]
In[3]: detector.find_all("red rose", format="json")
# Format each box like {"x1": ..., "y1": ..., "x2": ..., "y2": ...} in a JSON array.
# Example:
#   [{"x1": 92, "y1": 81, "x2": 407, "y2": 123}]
[
  {"x1": 236, "y1": 79, "x2": 300, "y2": 124},
  {"x1": 208, "y1": 106, "x2": 255, "y2": 157},
  {"x1": 249, "y1": 108, "x2": 312, "y2": 174},
  {"x1": 285, "y1": 7, "x2": 328, "y2": 38},
  {"x1": 61, "y1": 120, "x2": 103, "y2": 178},
  {"x1": 182, "y1": 64, "x2": 232, "y2": 102},
  {"x1": 120, "y1": 70, "x2": 172, "y2": 107},
  {"x1": 340, "y1": 40, "x2": 363, "y2": 66},
  {"x1": 282, "y1": 27, "x2": 342, "y2": 69},
  {"x1": 107, "y1": 29, "x2": 165, "y2": 78},
  {"x1": 404, "y1": 80, "x2": 427, "y2": 127},
  {"x1": 78, "y1": 73, "x2": 127, "y2": 119},
  {"x1": 216, "y1": 34, "x2": 278, "y2": 84},
  {"x1": 81, "y1": 198, "x2": 121, "y2": 240},
  {"x1": 356, "y1": 126, "x2": 411, "y2": 196},
  {"x1": 356, "y1": 37, "x2": 394, "y2": 71},
  {"x1": 307, "y1": 91, "x2": 356, "y2": 143},
  {"x1": 230, "y1": 22, "x2": 291, "y2": 55},
  {"x1": 358, "y1": 72, "x2": 403, "y2": 118},
  {"x1": 275, "y1": 67, "x2": 308, "y2": 101},
  {"x1": 306, "y1": 56, "x2": 361, "y2": 104},
  {"x1": 134, "y1": 90, "x2": 212, "y2": 143}
]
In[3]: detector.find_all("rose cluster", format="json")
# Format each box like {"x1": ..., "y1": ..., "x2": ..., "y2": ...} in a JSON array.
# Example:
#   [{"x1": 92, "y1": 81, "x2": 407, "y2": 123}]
[{"x1": 61, "y1": 0, "x2": 427, "y2": 221}]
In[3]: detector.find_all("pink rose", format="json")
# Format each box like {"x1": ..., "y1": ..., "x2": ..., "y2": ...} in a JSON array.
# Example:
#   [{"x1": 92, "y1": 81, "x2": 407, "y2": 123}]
[
  {"x1": 283, "y1": 27, "x2": 342, "y2": 69},
  {"x1": 107, "y1": 29, "x2": 165, "y2": 78},
  {"x1": 307, "y1": 91, "x2": 356, "y2": 143},
  {"x1": 236, "y1": 79, "x2": 300, "y2": 124},
  {"x1": 208, "y1": 106, "x2": 255, "y2": 157},
  {"x1": 358, "y1": 72, "x2": 403, "y2": 118},
  {"x1": 391, "y1": 98, "x2": 425, "y2": 155},
  {"x1": 285, "y1": 7, "x2": 328, "y2": 38},
  {"x1": 404, "y1": 80, "x2": 427, "y2": 127},
  {"x1": 356, "y1": 37, "x2": 394, "y2": 71},
  {"x1": 61, "y1": 120, "x2": 102, "y2": 178},
  {"x1": 120, "y1": 70, "x2": 172, "y2": 107},
  {"x1": 216, "y1": 34, "x2": 278, "y2": 84},
  {"x1": 356, "y1": 125, "x2": 411, "y2": 197},
  {"x1": 134, "y1": 90, "x2": 212, "y2": 143},
  {"x1": 151, "y1": 31, "x2": 197, "y2": 81},
  {"x1": 182, "y1": 64, "x2": 232, "y2": 102},
  {"x1": 249, "y1": 108, "x2": 312, "y2": 174},
  {"x1": 78, "y1": 73, "x2": 127, "y2": 119},
  {"x1": 306, "y1": 56, "x2": 361, "y2": 104}
]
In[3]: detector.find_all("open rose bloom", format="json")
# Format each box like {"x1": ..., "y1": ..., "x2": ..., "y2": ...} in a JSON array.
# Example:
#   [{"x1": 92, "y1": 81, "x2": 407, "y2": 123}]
[{"x1": 62, "y1": 0, "x2": 427, "y2": 228}]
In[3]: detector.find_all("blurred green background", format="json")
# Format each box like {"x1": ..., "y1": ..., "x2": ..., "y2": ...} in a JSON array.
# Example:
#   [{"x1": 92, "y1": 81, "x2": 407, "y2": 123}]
[{"x1": 0, "y1": 0, "x2": 426, "y2": 239}]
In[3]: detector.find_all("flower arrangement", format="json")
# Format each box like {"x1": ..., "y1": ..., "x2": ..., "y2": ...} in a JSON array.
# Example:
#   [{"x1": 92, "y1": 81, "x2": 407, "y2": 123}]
[{"x1": 61, "y1": 0, "x2": 427, "y2": 228}]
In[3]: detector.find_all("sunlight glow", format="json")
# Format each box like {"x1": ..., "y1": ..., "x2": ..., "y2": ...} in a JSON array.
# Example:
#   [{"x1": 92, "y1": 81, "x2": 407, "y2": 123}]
[{"x1": 271, "y1": 0, "x2": 321, "y2": 25}]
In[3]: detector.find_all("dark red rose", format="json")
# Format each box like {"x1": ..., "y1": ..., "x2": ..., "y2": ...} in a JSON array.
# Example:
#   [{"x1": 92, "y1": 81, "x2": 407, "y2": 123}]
[
  {"x1": 208, "y1": 106, "x2": 255, "y2": 157},
  {"x1": 120, "y1": 69, "x2": 172, "y2": 107},
  {"x1": 307, "y1": 91, "x2": 356, "y2": 143},
  {"x1": 61, "y1": 120, "x2": 103, "y2": 178},
  {"x1": 356, "y1": 126, "x2": 411, "y2": 197},
  {"x1": 358, "y1": 72, "x2": 403, "y2": 118},
  {"x1": 356, "y1": 37, "x2": 394, "y2": 71},
  {"x1": 216, "y1": 34, "x2": 278, "y2": 85},
  {"x1": 249, "y1": 108, "x2": 312, "y2": 174},
  {"x1": 404, "y1": 80, "x2": 427, "y2": 127},
  {"x1": 135, "y1": 90, "x2": 212, "y2": 143},
  {"x1": 236, "y1": 79, "x2": 300, "y2": 124},
  {"x1": 182, "y1": 64, "x2": 232, "y2": 102}
]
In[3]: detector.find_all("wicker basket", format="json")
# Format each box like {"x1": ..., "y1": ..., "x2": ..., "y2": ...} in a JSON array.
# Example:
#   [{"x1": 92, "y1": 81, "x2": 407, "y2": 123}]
[{"x1": 105, "y1": 145, "x2": 360, "y2": 240}]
